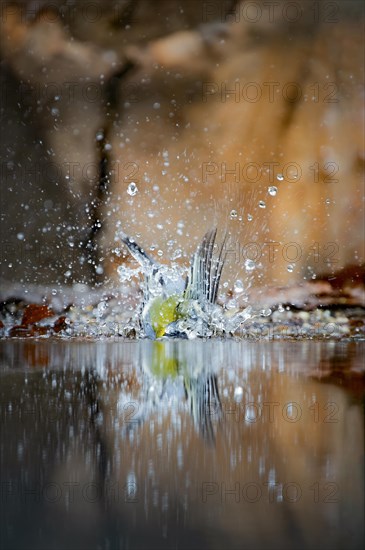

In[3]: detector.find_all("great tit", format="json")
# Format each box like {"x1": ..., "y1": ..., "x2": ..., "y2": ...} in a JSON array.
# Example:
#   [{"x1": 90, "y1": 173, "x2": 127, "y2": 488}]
[{"x1": 119, "y1": 228, "x2": 232, "y2": 339}]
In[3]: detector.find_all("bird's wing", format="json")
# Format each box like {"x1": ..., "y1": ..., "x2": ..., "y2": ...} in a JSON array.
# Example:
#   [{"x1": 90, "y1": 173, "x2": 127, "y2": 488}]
[
  {"x1": 118, "y1": 230, "x2": 156, "y2": 270},
  {"x1": 119, "y1": 230, "x2": 160, "y2": 303},
  {"x1": 209, "y1": 231, "x2": 228, "y2": 304},
  {"x1": 185, "y1": 228, "x2": 227, "y2": 304}
]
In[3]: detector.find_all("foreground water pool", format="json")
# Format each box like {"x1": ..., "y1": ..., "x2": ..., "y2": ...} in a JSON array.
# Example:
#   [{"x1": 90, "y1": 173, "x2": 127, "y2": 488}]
[{"x1": 0, "y1": 340, "x2": 364, "y2": 550}]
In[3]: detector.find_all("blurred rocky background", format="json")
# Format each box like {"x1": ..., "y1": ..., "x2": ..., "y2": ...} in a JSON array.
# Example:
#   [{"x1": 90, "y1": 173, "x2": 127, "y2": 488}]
[{"x1": 0, "y1": 0, "x2": 364, "y2": 295}]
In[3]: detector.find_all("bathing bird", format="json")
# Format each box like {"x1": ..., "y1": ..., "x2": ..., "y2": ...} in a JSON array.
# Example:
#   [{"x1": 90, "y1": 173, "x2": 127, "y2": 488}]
[{"x1": 119, "y1": 228, "x2": 228, "y2": 338}]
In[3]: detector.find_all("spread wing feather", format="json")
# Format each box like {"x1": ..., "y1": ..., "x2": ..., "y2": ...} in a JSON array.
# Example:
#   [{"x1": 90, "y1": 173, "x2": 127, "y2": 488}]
[
  {"x1": 185, "y1": 228, "x2": 227, "y2": 304},
  {"x1": 120, "y1": 227, "x2": 227, "y2": 305},
  {"x1": 118, "y1": 230, "x2": 155, "y2": 270}
]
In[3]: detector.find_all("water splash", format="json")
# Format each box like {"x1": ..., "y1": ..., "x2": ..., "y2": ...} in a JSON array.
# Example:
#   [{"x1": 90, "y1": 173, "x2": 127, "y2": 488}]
[{"x1": 116, "y1": 228, "x2": 255, "y2": 339}]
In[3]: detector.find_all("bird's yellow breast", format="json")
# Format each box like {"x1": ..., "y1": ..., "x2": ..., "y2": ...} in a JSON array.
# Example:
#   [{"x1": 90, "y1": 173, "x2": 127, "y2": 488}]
[{"x1": 148, "y1": 294, "x2": 183, "y2": 338}]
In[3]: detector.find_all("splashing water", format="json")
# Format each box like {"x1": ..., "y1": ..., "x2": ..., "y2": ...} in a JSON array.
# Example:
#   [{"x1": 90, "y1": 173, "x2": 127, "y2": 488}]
[{"x1": 117, "y1": 228, "x2": 255, "y2": 339}]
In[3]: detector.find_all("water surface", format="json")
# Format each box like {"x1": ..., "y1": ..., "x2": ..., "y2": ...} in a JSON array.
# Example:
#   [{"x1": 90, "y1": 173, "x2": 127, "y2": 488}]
[{"x1": 0, "y1": 340, "x2": 364, "y2": 550}]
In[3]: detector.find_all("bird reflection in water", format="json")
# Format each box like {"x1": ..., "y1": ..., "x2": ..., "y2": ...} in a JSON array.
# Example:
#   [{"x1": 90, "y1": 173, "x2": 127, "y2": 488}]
[
  {"x1": 1, "y1": 340, "x2": 363, "y2": 550},
  {"x1": 138, "y1": 341, "x2": 223, "y2": 446},
  {"x1": 82, "y1": 341, "x2": 224, "y2": 499}
]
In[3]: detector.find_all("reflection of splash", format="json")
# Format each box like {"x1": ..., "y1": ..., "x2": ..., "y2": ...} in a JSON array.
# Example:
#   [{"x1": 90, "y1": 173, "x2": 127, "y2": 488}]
[
  {"x1": 81, "y1": 340, "x2": 225, "y2": 491},
  {"x1": 78, "y1": 341, "x2": 224, "y2": 520},
  {"x1": 1, "y1": 340, "x2": 364, "y2": 549}
]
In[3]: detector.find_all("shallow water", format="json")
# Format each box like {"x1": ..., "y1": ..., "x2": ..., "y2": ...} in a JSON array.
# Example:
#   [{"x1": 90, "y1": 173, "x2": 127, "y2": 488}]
[{"x1": 0, "y1": 340, "x2": 364, "y2": 550}]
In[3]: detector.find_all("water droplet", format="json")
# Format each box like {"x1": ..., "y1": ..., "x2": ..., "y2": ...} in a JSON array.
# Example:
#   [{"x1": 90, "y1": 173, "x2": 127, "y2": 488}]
[
  {"x1": 157, "y1": 250, "x2": 163, "y2": 257},
  {"x1": 17, "y1": 233, "x2": 25, "y2": 240},
  {"x1": 245, "y1": 259, "x2": 256, "y2": 271},
  {"x1": 127, "y1": 182, "x2": 138, "y2": 196},
  {"x1": 261, "y1": 308, "x2": 272, "y2": 317},
  {"x1": 234, "y1": 280, "x2": 244, "y2": 293},
  {"x1": 259, "y1": 201, "x2": 266, "y2": 209},
  {"x1": 287, "y1": 264, "x2": 294, "y2": 273},
  {"x1": 226, "y1": 298, "x2": 238, "y2": 310},
  {"x1": 230, "y1": 209, "x2": 238, "y2": 219},
  {"x1": 153, "y1": 102, "x2": 161, "y2": 110},
  {"x1": 268, "y1": 186, "x2": 278, "y2": 196},
  {"x1": 234, "y1": 387, "x2": 244, "y2": 401},
  {"x1": 247, "y1": 214, "x2": 253, "y2": 222},
  {"x1": 276, "y1": 174, "x2": 284, "y2": 181}
]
